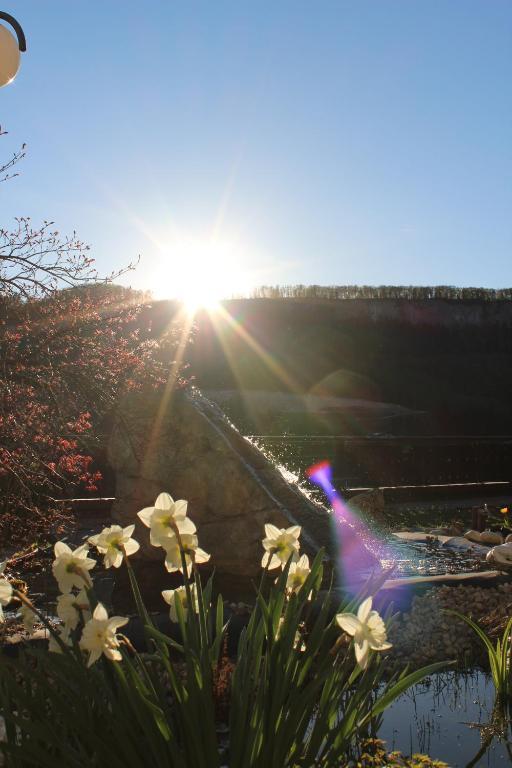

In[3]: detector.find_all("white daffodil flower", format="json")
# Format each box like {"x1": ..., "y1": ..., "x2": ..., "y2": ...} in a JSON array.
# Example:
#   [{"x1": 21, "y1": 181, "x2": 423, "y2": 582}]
[
  {"x1": 162, "y1": 533, "x2": 210, "y2": 574},
  {"x1": 286, "y1": 554, "x2": 312, "y2": 596},
  {"x1": 335, "y1": 596, "x2": 392, "y2": 670},
  {"x1": 20, "y1": 603, "x2": 37, "y2": 634},
  {"x1": 89, "y1": 524, "x2": 140, "y2": 569},
  {"x1": 56, "y1": 589, "x2": 91, "y2": 631},
  {"x1": 52, "y1": 542, "x2": 96, "y2": 593},
  {"x1": 0, "y1": 562, "x2": 13, "y2": 623},
  {"x1": 162, "y1": 584, "x2": 199, "y2": 623},
  {"x1": 79, "y1": 603, "x2": 128, "y2": 667},
  {"x1": 137, "y1": 492, "x2": 196, "y2": 547},
  {"x1": 261, "y1": 524, "x2": 301, "y2": 570}
]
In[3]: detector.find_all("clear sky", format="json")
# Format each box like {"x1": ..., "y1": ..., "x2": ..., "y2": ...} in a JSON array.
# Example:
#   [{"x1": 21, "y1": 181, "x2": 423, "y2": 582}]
[{"x1": 1, "y1": 1, "x2": 511, "y2": 298}]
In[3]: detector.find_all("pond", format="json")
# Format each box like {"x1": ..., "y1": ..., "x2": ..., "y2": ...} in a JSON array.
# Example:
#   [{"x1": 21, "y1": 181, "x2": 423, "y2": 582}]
[
  {"x1": 249, "y1": 434, "x2": 510, "y2": 578},
  {"x1": 378, "y1": 671, "x2": 512, "y2": 767},
  {"x1": 376, "y1": 535, "x2": 489, "y2": 579},
  {"x1": 249, "y1": 434, "x2": 509, "y2": 522}
]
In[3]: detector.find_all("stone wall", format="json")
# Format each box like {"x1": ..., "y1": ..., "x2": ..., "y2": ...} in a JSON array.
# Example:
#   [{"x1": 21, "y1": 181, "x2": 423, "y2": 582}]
[{"x1": 107, "y1": 388, "x2": 335, "y2": 579}]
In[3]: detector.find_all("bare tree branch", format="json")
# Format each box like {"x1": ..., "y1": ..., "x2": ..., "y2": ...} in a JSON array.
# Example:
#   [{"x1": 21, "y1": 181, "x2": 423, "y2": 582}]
[
  {"x1": 0, "y1": 126, "x2": 26, "y2": 183},
  {"x1": 0, "y1": 129, "x2": 137, "y2": 298}
]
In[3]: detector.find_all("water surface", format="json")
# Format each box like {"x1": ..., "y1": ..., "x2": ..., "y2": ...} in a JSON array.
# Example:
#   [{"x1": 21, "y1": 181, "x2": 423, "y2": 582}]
[
  {"x1": 250, "y1": 435, "x2": 510, "y2": 577},
  {"x1": 378, "y1": 671, "x2": 512, "y2": 767}
]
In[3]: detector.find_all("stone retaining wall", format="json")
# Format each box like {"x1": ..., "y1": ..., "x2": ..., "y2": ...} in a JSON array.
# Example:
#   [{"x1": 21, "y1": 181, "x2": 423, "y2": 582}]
[{"x1": 108, "y1": 388, "x2": 335, "y2": 578}]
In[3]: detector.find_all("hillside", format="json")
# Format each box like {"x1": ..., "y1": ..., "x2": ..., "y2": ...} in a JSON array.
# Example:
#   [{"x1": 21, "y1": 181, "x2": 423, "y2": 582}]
[{"x1": 164, "y1": 297, "x2": 512, "y2": 437}]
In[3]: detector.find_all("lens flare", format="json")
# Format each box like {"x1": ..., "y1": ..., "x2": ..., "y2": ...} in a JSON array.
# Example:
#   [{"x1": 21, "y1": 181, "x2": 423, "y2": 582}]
[{"x1": 306, "y1": 461, "x2": 397, "y2": 592}]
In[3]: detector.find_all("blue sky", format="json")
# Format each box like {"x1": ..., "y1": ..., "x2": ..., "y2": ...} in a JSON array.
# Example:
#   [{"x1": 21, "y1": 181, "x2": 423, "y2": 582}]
[{"x1": 1, "y1": 1, "x2": 511, "y2": 297}]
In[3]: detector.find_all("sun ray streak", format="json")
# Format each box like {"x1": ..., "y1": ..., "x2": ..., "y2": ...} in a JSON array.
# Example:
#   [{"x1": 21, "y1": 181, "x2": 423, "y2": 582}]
[
  {"x1": 212, "y1": 304, "x2": 302, "y2": 394},
  {"x1": 138, "y1": 308, "x2": 194, "y2": 483}
]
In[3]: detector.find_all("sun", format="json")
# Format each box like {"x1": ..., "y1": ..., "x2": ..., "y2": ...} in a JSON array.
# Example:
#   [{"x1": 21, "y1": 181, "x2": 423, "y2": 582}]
[{"x1": 152, "y1": 237, "x2": 249, "y2": 313}]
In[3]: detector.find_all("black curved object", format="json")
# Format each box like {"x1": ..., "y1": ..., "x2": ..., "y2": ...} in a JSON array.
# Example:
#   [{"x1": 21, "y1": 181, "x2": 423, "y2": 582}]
[{"x1": 0, "y1": 11, "x2": 26, "y2": 52}]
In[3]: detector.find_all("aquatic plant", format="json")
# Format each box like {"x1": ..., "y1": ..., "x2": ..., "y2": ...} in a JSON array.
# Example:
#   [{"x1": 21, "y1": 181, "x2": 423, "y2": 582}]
[
  {"x1": 447, "y1": 609, "x2": 512, "y2": 703},
  {"x1": 0, "y1": 493, "x2": 446, "y2": 767},
  {"x1": 356, "y1": 738, "x2": 449, "y2": 767}
]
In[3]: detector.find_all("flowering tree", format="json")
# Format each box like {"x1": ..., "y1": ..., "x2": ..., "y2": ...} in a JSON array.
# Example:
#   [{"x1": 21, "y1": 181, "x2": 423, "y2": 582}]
[
  {"x1": 0, "y1": 128, "x2": 188, "y2": 543},
  {"x1": 0, "y1": 285, "x2": 188, "y2": 543}
]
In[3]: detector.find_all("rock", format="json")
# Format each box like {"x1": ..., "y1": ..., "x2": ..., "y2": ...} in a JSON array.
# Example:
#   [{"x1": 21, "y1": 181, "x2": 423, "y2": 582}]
[
  {"x1": 388, "y1": 583, "x2": 503, "y2": 668},
  {"x1": 480, "y1": 531, "x2": 503, "y2": 545},
  {"x1": 444, "y1": 536, "x2": 490, "y2": 556},
  {"x1": 464, "y1": 530, "x2": 482, "y2": 543},
  {"x1": 486, "y1": 542, "x2": 512, "y2": 569},
  {"x1": 348, "y1": 488, "x2": 386, "y2": 523},
  {"x1": 506, "y1": 534, "x2": 512, "y2": 544},
  {"x1": 447, "y1": 523, "x2": 464, "y2": 536},
  {"x1": 429, "y1": 527, "x2": 450, "y2": 535},
  {"x1": 107, "y1": 389, "x2": 346, "y2": 579}
]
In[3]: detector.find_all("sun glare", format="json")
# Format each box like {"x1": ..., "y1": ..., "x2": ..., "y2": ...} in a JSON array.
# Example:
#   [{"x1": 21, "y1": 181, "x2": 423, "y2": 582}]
[{"x1": 153, "y1": 237, "x2": 249, "y2": 314}]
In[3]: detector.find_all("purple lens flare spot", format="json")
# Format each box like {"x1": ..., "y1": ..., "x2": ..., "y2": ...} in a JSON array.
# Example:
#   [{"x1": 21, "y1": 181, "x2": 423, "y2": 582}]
[
  {"x1": 306, "y1": 460, "x2": 335, "y2": 501},
  {"x1": 306, "y1": 460, "x2": 398, "y2": 592}
]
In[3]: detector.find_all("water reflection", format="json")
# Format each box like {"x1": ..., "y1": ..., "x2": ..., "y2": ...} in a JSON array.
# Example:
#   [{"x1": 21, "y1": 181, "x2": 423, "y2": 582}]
[
  {"x1": 378, "y1": 671, "x2": 512, "y2": 766},
  {"x1": 464, "y1": 700, "x2": 512, "y2": 767}
]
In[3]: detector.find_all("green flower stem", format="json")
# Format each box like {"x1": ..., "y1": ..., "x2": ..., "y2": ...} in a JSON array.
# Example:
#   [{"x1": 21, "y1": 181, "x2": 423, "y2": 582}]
[
  {"x1": 14, "y1": 590, "x2": 72, "y2": 655},
  {"x1": 123, "y1": 551, "x2": 154, "y2": 628}
]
